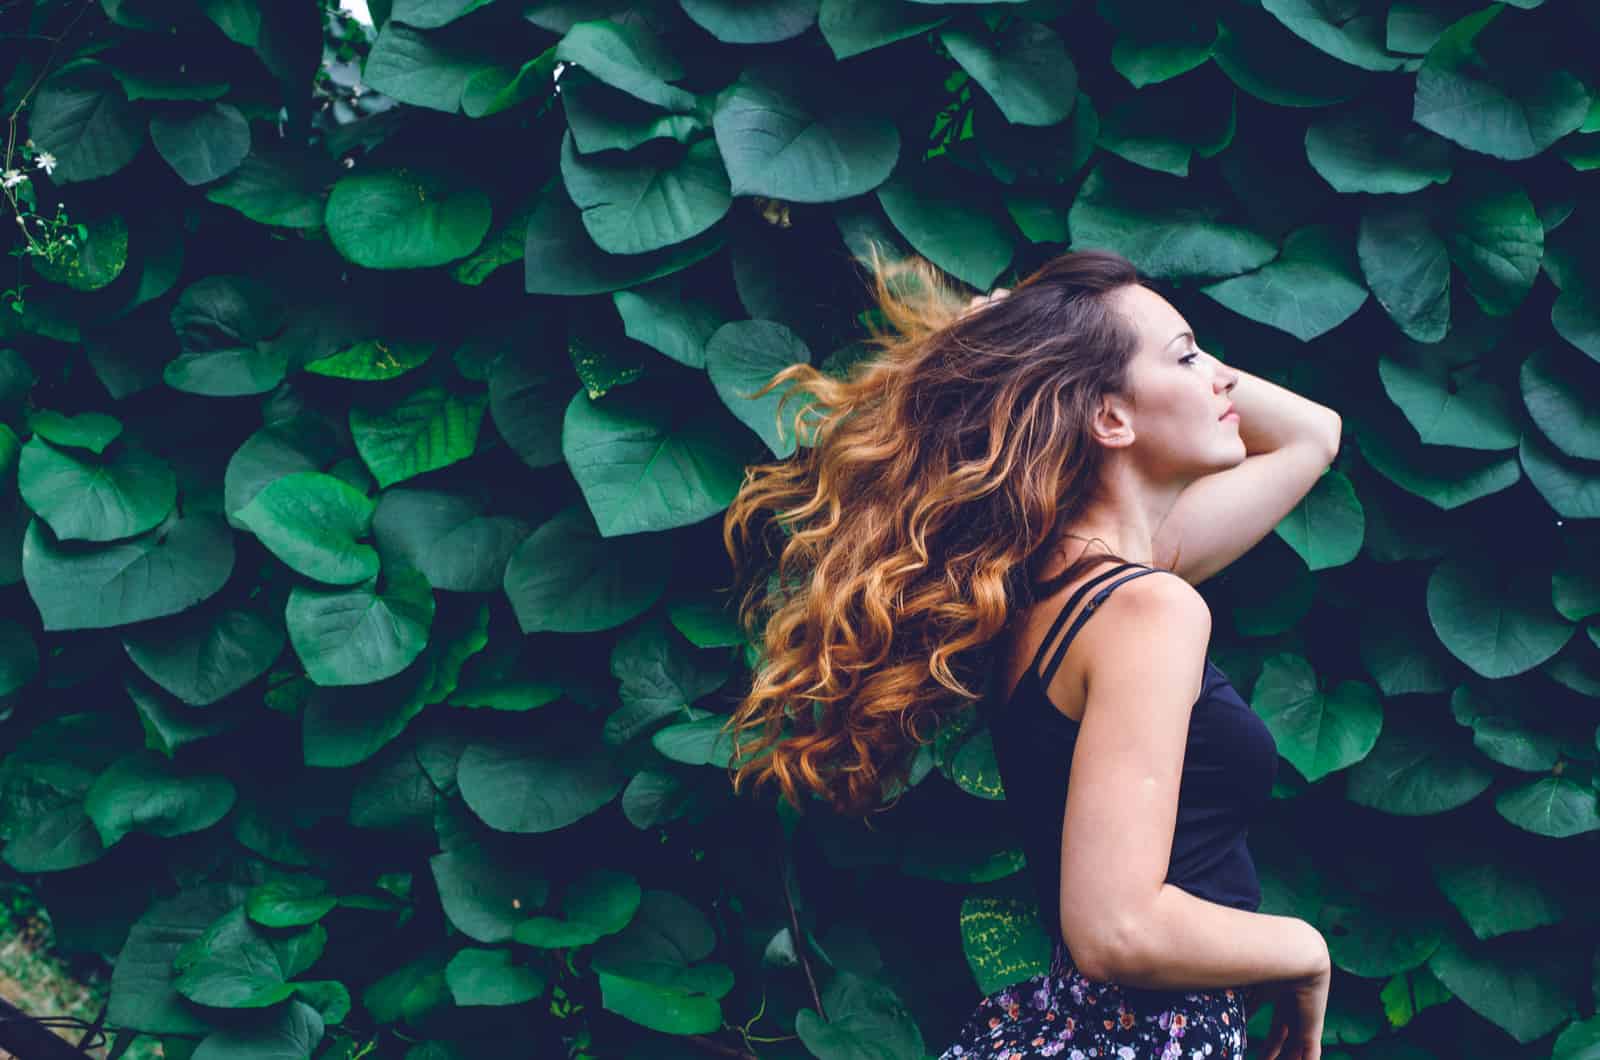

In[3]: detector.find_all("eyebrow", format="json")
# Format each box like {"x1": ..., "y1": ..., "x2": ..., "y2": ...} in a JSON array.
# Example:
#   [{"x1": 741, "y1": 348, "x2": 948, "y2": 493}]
[{"x1": 1166, "y1": 330, "x2": 1194, "y2": 349}]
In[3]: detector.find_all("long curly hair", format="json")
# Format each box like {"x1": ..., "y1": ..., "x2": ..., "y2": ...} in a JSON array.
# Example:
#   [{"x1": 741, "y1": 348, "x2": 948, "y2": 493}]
[{"x1": 718, "y1": 245, "x2": 1168, "y2": 819}]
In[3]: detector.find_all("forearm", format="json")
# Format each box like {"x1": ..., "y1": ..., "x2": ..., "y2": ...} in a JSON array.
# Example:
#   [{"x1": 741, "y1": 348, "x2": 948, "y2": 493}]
[
  {"x1": 1227, "y1": 366, "x2": 1342, "y2": 457},
  {"x1": 1086, "y1": 883, "x2": 1329, "y2": 993}
]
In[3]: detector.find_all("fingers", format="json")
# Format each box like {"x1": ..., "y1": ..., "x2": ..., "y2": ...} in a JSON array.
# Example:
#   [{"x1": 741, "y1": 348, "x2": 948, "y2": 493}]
[
  {"x1": 1262, "y1": 1021, "x2": 1288, "y2": 1060},
  {"x1": 961, "y1": 288, "x2": 1012, "y2": 318}
]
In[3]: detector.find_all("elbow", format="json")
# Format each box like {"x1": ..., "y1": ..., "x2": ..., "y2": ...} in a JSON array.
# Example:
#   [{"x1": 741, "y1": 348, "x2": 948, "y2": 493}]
[
  {"x1": 1064, "y1": 912, "x2": 1145, "y2": 984},
  {"x1": 1319, "y1": 412, "x2": 1343, "y2": 463}
]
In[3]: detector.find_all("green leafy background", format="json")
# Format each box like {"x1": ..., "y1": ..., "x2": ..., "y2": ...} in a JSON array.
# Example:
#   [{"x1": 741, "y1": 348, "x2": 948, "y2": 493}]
[{"x1": 2, "y1": 0, "x2": 1600, "y2": 1057}]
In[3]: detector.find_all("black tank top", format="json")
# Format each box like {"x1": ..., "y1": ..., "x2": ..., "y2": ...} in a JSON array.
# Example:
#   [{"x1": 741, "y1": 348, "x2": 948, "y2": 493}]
[{"x1": 982, "y1": 560, "x2": 1278, "y2": 954}]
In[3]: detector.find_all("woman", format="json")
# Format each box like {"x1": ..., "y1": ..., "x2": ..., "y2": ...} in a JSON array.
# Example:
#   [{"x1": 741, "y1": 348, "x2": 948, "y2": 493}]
[{"x1": 720, "y1": 248, "x2": 1337, "y2": 1060}]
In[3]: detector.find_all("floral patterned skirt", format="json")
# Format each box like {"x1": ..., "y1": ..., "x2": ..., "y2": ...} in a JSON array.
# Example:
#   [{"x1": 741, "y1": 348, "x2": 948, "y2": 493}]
[{"x1": 938, "y1": 937, "x2": 1251, "y2": 1060}]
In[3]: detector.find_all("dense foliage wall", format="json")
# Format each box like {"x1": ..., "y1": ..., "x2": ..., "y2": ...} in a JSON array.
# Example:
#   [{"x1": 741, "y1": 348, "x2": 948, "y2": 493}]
[{"x1": 2, "y1": 0, "x2": 1599, "y2": 1057}]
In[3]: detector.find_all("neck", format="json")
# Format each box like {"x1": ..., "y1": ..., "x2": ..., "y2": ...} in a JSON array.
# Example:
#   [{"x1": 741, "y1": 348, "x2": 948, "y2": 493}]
[{"x1": 1054, "y1": 458, "x2": 1191, "y2": 568}]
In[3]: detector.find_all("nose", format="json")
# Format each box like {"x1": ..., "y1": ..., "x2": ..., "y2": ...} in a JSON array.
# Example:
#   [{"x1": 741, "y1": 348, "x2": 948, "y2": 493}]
[{"x1": 1214, "y1": 362, "x2": 1238, "y2": 393}]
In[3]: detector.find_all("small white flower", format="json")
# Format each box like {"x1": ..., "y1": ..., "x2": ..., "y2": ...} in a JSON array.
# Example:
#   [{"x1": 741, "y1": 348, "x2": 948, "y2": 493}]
[
  {"x1": 33, "y1": 151, "x2": 56, "y2": 175},
  {"x1": 1, "y1": 169, "x2": 27, "y2": 189}
]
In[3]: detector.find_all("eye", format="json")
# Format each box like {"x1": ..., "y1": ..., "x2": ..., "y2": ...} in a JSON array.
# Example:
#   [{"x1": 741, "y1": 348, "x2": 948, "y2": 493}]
[{"x1": 1179, "y1": 351, "x2": 1200, "y2": 365}]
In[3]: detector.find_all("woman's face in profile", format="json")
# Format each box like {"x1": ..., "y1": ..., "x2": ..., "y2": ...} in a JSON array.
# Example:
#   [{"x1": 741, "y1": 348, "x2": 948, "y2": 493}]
[{"x1": 1102, "y1": 284, "x2": 1245, "y2": 478}]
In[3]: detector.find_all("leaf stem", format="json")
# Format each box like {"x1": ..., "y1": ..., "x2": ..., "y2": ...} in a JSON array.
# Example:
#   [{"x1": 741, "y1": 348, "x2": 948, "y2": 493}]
[{"x1": 778, "y1": 818, "x2": 826, "y2": 1022}]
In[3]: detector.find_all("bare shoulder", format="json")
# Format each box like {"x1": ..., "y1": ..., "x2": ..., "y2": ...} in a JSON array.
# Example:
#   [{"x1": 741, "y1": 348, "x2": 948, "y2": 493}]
[
  {"x1": 1097, "y1": 566, "x2": 1210, "y2": 628},
  {"x1": 1075, "y1": 569, "x2": 1211, "y2": 692}
]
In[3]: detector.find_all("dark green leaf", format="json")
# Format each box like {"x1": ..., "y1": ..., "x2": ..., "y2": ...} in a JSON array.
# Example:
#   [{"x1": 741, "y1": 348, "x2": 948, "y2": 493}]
[
  {"x1": 444, "y1": 948, "x2": 546, "y2": 1006},
  {"x1": 1274, "y1": 469, "x2": 1365, "y2": 569},
  {"x1": 23, "y1": 514, "x2": 235, "y2": 631},
  {"x1": 940, "y1": 18, "x2": 1076, "y2": 126},
  {"x1": 18, "y1": 437, "x2": 177, "y2": 543},
  {"x1": 205, "y1": 139, "x2": 335, "y2": 229},
  {"x1": 1427, "y1": 930, "x2": 1580, "y2": 1043},
  {"x1": 561, "y1": 386, "x2": 747, "y2": 537},
  {"x1": 875, "y1": 162, "x2": 1014, "y2": 290},
  {"x1": 1429, "y1": 555, "x2": 1575, "y2": 678},
  {"x1": 1356, "y1": 201, "x2": 1450, "y2": 340},
  {"x1": 1261, "y1": 0, "x2": 1410, "y2": 71},
  {"x1": 553, "y1": 19, "x2": 696, "y2": 112},
  {"x1": 1431, "y1": 855, "x2": 1566, "y2": 941},
  {"x1": 513, "y1": 868, "x2": 640, "y2": 948},
  {"x1": 1521, "y1": 431, "x2": 1600, "y2": 519},
  {"x1": 350, "y1": 386, "x2": 487, "y2": 488},
  {"x1": 390, "y1": 0, "x2": 497, "y2": 28},
  {"x1": 26, "y1": 410, "x2": 123, "y2": 453},
  {"x1": 430, "y1": 833, "x2": 551, "y2": 943},
  {"x1": 524, "y1": 176, "x2": 724, "y2": 295},
  {"x1": 109, "y1": 885, "x2": 252, "y2": 1034},
  {"x1": 236, "y1": 471, "x2": 379, "y2": 586},
  {"x1": 1344, "y1": 716, "x2": 1493, "y2": 815},
  {"x1": 1521, "y1": 347, "x2": 1600, "y2": 460},
  {"x1": 794, "y1": 971, "x2": 925, "y2": 1059},
  {"x1": 703, "y1": 320, "x2": 815, "y2": 459},
  {"x1": 1413, "y1": 7, "x2": 1589, "y2": 160},
  {"x1": 192, "y1": 1001, "x2": 325, "y2": 1060},
  {"x1": 149, "y1": 103, "x2": 252, "y2": 185},
  {"x1": 372, "y1": 488, "x2": 530, "y2": 593},
  {"x1": 124, "y1": 604, "x2": 285, "y2": 706},
  {"x1": 502, "y1": 505, "x2": 672, "y2": 634},
  {"x1": 559, "y1": 67, "x2": 706, "y2": 154},
  {"x1": 558, "y1": 131, "x2": 731, "y2": 255},
  {"x1": 1378, "y1": 323, "x2": 1521, "y2": 450},
  {"x1": 85, "y1": 752, "x2": 236, "y2": 847},
  {"x1": 1068, "y1": 159, "x2": 1276, "y2": 279},
  {"x1": 28, "y1": 59, "x2": 145, "y2": 183},
  {"x1": 304, "y1": 338, "x2": 432, "y2": 381},
  {"x1": 712, "y1": 64, "x2": 900, "y2": 203},
  {"x1": 680, "y1": 0, "x2": 819, "y2": 44},
  {"x1": 1305, "y1": 103, "x2": 1453, "y2": 194},
  {"x1": 173, "y1": 907, "x2": 292, "y2": 1009},
  {"x1": 246, "y1": 878, "x2": 337, "y2": 928},
  {"x1": 1496, "y1": 777, "x2": 1600, "y2": 838},
  {"x1": 1354, "y1": 412, "x2": 1521, "y2": 508},
  {"x1": 1442, "y1": 171, "x2": 1543, "y2": 317},
  {"x1": 818, "y1": 0, "x2": 946, "y2": 60},
  {"x1": 327, "y1": 168, "x2": 493, "y2": 270},
  {"x1": 457, "y1": 726, "x2": 626, "y2": 833},
  {"x1": 286, "y1": 568, "x2": 435, "y2": 686},
  {"x1": 1212, "y1": 8, "x2": 1374, "y2": 107},
  {"x1": 167, "y1": 274, "x2": 290, "y2": 397},
  {"x1": 1251, "y1": 652, "x2": 1382, "y2": 782},
  {"x1": 1200, "y1": 224, "x2": 1367, "y2": 340},
  {"x1": 958, "y1": 879, "x2": 1051, "y2": 995}
]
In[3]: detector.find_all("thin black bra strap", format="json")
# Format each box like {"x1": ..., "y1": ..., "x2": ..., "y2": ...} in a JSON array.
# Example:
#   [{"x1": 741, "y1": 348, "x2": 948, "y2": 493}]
[
  {"x1": 1026, "y1": 562, "x2": 1146, "y2": 682},
  {"x1": 1037, "y1": 565, "x2": 1164, "y2": 689}
]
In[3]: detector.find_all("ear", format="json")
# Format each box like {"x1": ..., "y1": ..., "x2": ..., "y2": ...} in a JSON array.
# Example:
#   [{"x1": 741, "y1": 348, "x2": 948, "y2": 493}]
[{"x1": 1087, "y1": 393, "x2": 1135, "y2": 449}]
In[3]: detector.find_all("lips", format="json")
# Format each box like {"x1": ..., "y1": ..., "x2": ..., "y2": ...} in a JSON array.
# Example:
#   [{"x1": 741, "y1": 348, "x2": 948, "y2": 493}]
[{"x1": 1219, "y1": 404, "x2": 1236, "y2": 420}]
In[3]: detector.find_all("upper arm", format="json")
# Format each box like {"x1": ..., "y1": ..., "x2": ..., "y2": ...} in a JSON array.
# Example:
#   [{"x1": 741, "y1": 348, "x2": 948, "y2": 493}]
[
  {"x1": 1151, "y1": 433, "x2": 1340, "y2": 587},
  {"x1": 1056, "y1": 574, "x2": 1211, "y2": 980}
]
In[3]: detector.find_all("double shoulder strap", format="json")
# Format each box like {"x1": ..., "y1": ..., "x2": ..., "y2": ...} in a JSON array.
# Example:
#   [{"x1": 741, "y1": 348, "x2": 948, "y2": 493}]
[{"x1": 1031, "y1": 561, "x2": 1164, "y2": 690}]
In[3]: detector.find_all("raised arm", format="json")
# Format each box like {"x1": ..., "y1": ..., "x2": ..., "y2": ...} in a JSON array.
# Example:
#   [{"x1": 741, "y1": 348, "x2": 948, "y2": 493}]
[
  {"x1": 1057, "y1": 574, "x2": 1328, "y2": 994},
  {"x1": 1151, "y1": 363, "x2": 1342, "y2": 587}
]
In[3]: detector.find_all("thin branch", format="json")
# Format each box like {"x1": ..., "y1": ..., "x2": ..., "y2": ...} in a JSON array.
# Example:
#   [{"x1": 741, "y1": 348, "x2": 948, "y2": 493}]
[
  {"x1": 75, "y1": 998, "x2": 108, "y2": 1050},
  {"x1": 777, "y1": 818, "x2": 826, "y2": 1022},
  {"x1": 0, "y1": 997, "x2": 97, "y2": 1060}
]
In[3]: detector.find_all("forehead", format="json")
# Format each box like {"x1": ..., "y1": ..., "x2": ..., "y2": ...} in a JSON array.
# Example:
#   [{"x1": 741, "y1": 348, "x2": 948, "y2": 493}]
[{"x1": 1110, "y1": 284, "x2": 1189, "y2": 344}]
